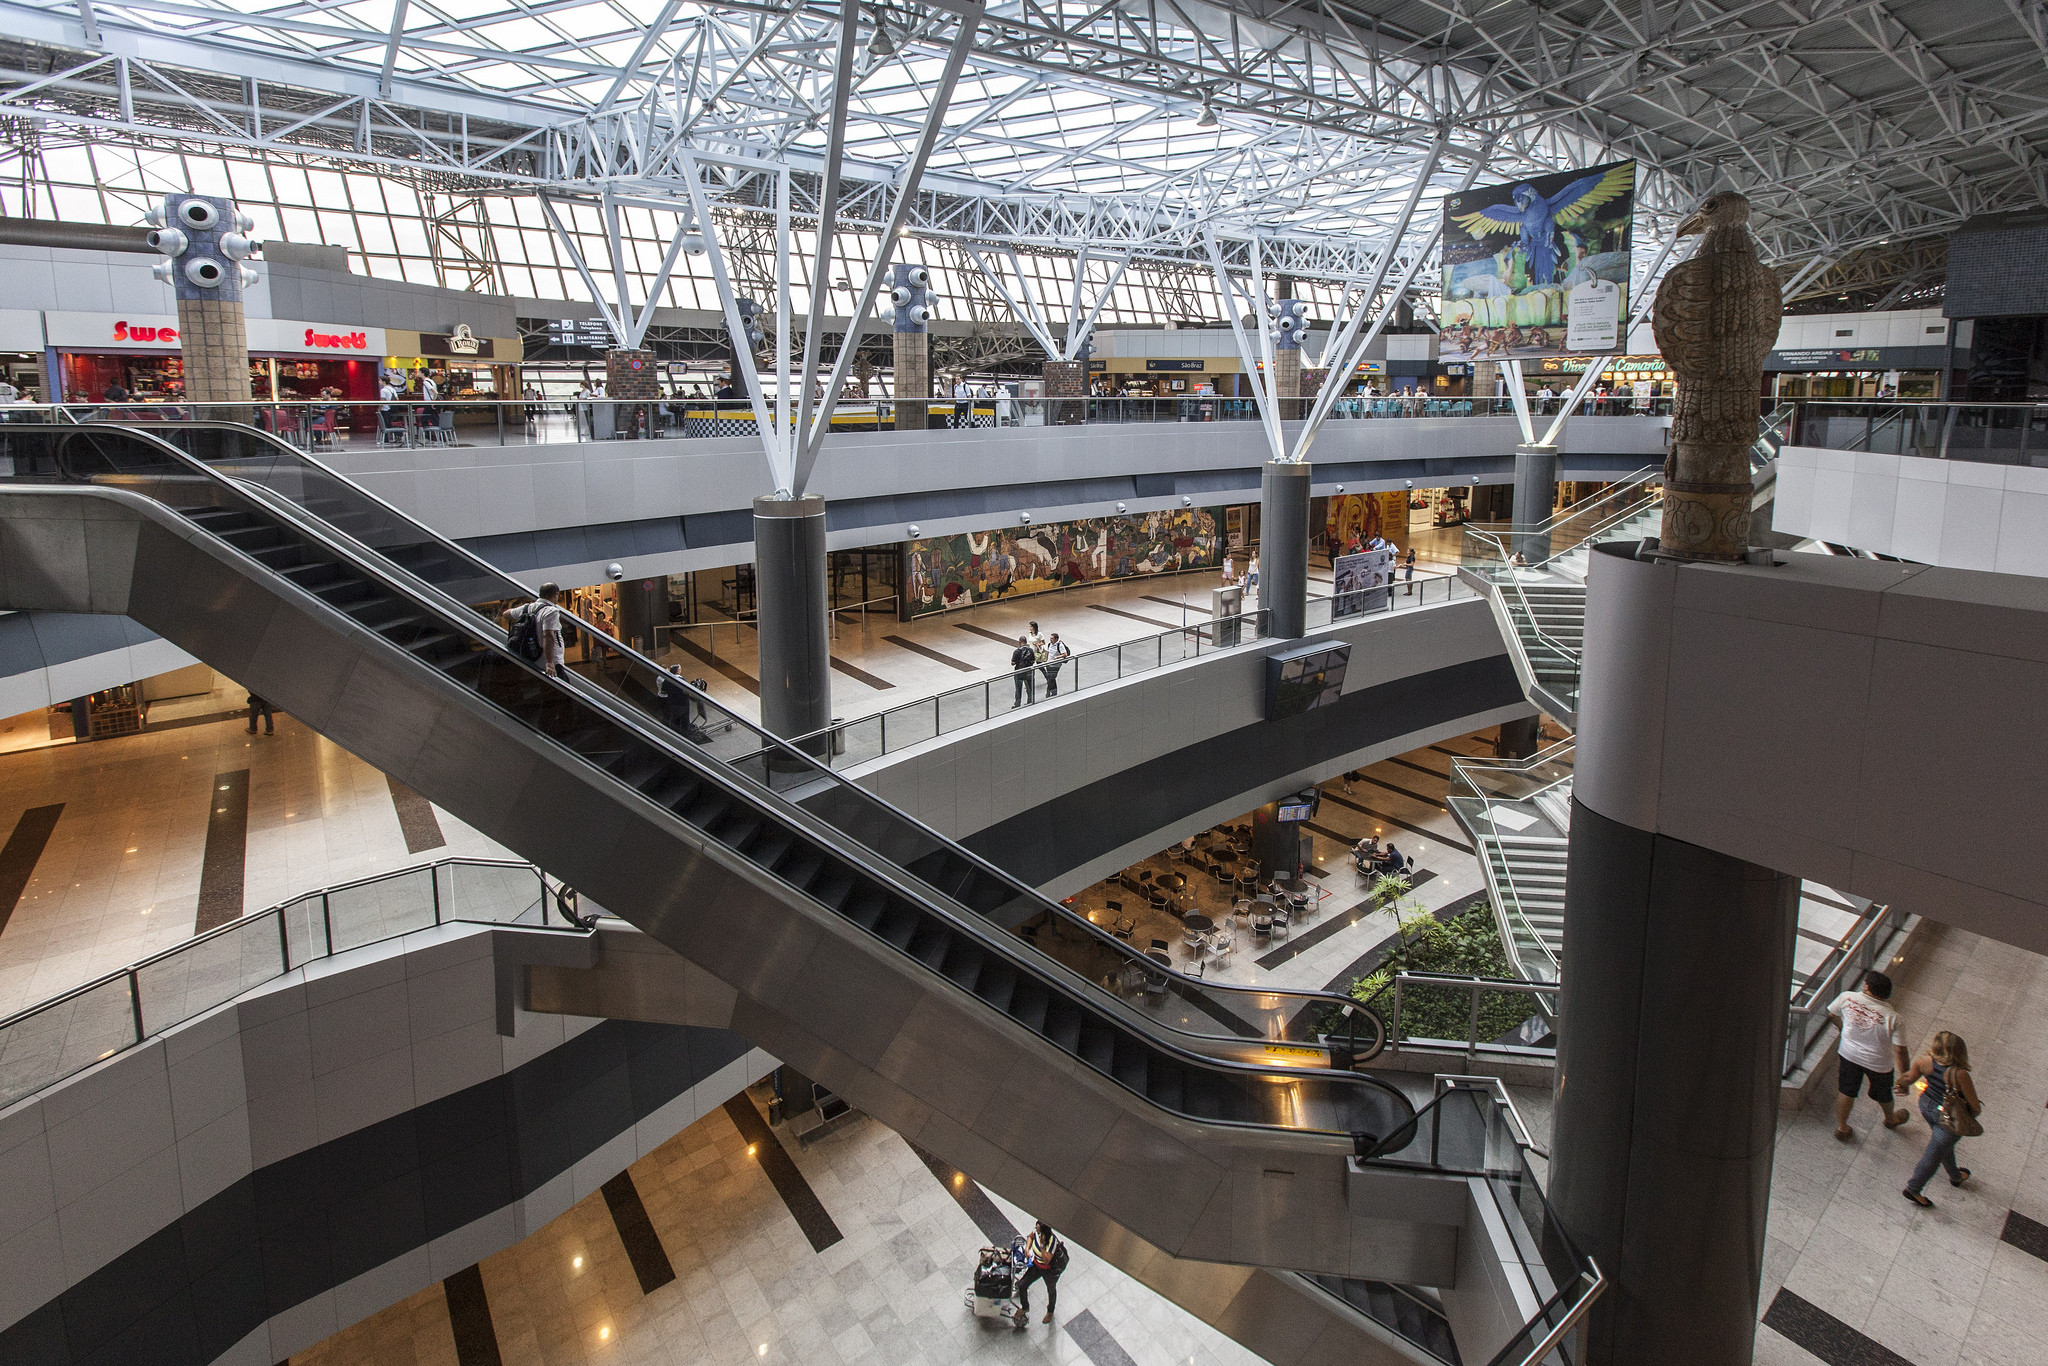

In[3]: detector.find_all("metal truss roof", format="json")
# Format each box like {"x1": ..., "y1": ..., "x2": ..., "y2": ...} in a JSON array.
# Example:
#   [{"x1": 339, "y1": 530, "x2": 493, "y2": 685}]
[{"x1": 1, "y1": 0, "x2": 2041, "y2": 295}]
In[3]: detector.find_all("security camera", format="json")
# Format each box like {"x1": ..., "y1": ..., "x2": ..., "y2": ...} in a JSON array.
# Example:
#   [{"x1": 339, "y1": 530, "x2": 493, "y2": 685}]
[
  {"x1": 146, "y1": 227, "x2": 187, "y2": 256},
  {"x1": 605, "y1": 562, "x2": 625, "y2": 582},
  {"x1": 1405, "y1": 480, "x2": 1414, "y2": 488},
  {"x1": 1335, "y1": 484, "x2": 1345, "y2": 494},
  {"x1": 907, "y1": 524, "x2": 920, "y2": 537},
  {"x1": 682, "y1": 233, "x2": 707, "y2": 255},
  {"x1": 1115, "y1": 501, "x2": 1126, "y2": 513},
  {"x1": 1182, "y1": 496, "x2": 1193, "y2": 507},
  {"x1": 1020, "y1": 513, "x2": 1032, "y2": 525},
  {"x1": 184, "y1": 257, "x2": 226, "y2": 288}
]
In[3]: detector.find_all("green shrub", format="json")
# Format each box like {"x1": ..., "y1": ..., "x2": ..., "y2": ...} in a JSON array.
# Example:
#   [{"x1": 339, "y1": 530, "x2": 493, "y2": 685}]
[{"x1": 1340, "y1": 883, "x2": 1537, "y2": 1045}]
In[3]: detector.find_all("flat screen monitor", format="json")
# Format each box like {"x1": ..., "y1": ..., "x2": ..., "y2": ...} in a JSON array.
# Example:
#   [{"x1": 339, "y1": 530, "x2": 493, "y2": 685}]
[
  {"x1": 1276, "y1": 801, "x2": 1313, "y2": 822},
  {"x1": 1266, "y1": 641, "x2": 1352, "y2": 720}
]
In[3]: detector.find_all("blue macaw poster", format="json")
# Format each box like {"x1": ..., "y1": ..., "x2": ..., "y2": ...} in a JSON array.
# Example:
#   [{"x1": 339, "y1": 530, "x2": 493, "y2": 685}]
[{"x1": 1440, "y1": 160, "x2": 1636, "y2": 364}]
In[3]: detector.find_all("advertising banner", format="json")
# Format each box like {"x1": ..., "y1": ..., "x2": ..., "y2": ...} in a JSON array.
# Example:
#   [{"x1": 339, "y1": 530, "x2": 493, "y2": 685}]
[
  {"x1": 1332, "y1": 545, "x2": 1397, "y2": 618},
  {"x1": 1440, "y1": 160, "x2": 1637, "y2": 364}
]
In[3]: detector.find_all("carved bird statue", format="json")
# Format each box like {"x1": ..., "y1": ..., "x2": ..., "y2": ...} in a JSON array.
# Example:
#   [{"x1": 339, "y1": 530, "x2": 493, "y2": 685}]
[{"x1": 1650, "y1": 190, "x2": 1782, "y2": 559}]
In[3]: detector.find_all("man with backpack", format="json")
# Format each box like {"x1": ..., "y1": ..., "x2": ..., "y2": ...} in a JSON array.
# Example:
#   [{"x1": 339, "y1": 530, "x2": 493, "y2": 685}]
[
  {"x1": 1041, "y1": 632, "x2": 1070, "y2": 696},
  {"x1": 506, "y1": 582, "x2": 566, "y2": 676},
  {"x1": 1010, "y1": 636, "x2": 1037, "y2": 708},
  {"x1": 1014, "y1": 1222, "x2": 1068, "y2": 1325}
]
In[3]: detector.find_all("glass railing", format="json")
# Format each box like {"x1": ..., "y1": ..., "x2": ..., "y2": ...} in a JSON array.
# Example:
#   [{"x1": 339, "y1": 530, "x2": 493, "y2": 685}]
[
  {"x1": 0, "y1": 422, "x2": 1394, "y2": 1071},
  {"x1": 0, "y1": 858, "x2": 556, "y2": 1108},
  {"x1": 1782, "y1": 898, "x2": 1909, "y2": 1078},
  {"x1": 808, "y1": 570, "x2": 1471, "y2": 766},
  {"x1": 0, "y1": 393, "x2": 1644, "y2": 449},
  {"x1": 1788, "y1": 400, "x2": 2048, "y2": 465},
  {"x1": 1461, "y1": 464, "x2": 1665, "y2": 579},
  {"x1": 1446, "y1": 742, "x2": 1575, "y2": 982},
  {"x1": 1365, "y1": 1077, "x2": 1605, "y2": 1366}
]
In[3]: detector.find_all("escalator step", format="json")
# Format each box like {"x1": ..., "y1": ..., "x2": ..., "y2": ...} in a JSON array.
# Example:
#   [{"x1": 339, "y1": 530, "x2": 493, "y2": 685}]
[
  {"x1": 777, "y1": 852, "x2": 824, "y2": 893},
  {"x1": 907, "y1": 924, "x2": 953, "y2": 971},
  {"x1": 939, "y1": 942, "x2": 984, "y2": 991},
  {"x1": 1009, "y1": 981, "x2": 1049, "y2": 1034},
  {"x1": 975, "y1": 960, "x2": 1018, "y2": 1014},
  {"x1": 713, "y1": 814, "x2": 763, "y2": 852},
  {"x1": 843, "y1": 886, "x2": 888, "y2": 931},
  {"x1": 1042, "y1": 1003, "x2": 1082, "y2": 1055},
  {"x1": 638, "y1": 768, "x2": 698, "y2": 811},
  {"x1": 1110, "y1": 1045, "x2": 1147, "y2": 1093},
  {"x1": 805, "y1": 867, "x2": 853, "y2": 912},
  {"x1": 279, "y1": 561, "x2": 343, "y2": 589},
  {"x1": 1147, "y1": 1067, "x2": 1184, "y2": 1112},
  {"x1": 748, "y1": 829, "x2": 794, "y2": 869},
  {"x1": 679, "y1": 793, "x2": 729, "y2": 828},
  {"x1": 875, "y1": 902, "x2": 921, "y2": 950},
  {"x1": 1077, "y1": 1023, "x2": 1115, "y2": 1071},
  {"x1": 604, "y1": 746, "x2": 665, "y2": 790}
]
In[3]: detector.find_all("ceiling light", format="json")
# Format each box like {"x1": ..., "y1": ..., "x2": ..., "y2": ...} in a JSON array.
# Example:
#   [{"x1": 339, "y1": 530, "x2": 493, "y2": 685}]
[
  {"x1": 1196, "y1": 96, "x2": 1218, "y2": 127},
  {"x1": 868, "y1": 15, "x2": 896, "y2": 58}
]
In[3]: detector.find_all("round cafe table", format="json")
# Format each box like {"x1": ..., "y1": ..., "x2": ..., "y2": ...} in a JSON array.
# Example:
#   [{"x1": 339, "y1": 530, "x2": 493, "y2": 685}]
[
  {"x1": 1182, "y1": 913, "x2": 1215, "y2": 933},
  {"x1": 1157, "y1": 873, "x2": 1186, "y2": 893}
]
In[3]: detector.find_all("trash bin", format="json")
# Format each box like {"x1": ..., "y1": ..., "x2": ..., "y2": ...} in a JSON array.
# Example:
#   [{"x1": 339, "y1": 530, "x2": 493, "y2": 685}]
[{"x1": 831, "y1": 717, "x2": 846, "y2": 756}]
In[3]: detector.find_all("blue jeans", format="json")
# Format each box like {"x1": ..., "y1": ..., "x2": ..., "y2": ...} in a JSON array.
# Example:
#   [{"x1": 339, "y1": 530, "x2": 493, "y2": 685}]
[{"x1": 1906, "y1": 1097, "x2": 1962, "y2": 1194}]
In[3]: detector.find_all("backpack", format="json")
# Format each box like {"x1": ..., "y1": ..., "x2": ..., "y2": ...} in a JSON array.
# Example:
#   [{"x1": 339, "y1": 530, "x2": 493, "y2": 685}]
[{"x1": 510, "y1": 602, "x2": 545, "y2": 662}]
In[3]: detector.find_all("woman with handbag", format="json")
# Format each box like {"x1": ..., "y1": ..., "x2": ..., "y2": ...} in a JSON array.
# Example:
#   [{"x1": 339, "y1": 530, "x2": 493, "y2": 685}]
[{"x1": 1896, "y1": 1031, "x2": 1983, "y2": 1206}]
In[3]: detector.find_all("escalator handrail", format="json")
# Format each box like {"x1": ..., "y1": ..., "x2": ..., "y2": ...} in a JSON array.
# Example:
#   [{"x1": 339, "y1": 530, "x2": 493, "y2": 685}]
[
  {"x1": 4, "y1": 438, "x2": 1412, "y2": 1134},
  {"x1": 92, "y1": 421, "x2": 1393, "y2": 1049}
]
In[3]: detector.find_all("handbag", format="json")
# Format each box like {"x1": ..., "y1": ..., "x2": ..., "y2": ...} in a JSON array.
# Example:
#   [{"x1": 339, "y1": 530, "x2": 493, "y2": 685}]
[{"x1": 1938, "y1": 1067, "x2": 1984, "y2": 1138}]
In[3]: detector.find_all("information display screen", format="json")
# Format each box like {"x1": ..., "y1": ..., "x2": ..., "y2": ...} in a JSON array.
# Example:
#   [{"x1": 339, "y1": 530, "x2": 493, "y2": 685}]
[{"x1": 1266, "y1": 641, "x2": 1351, "y2": 721}]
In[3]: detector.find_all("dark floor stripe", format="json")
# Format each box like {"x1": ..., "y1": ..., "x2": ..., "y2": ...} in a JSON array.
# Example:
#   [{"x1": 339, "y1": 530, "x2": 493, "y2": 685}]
[
  {"x1": 1086, "y1": 602, "x2": 1184, "y2": 629},
  {"x1": 442, "y1": 1264, "x2": 504, "y2": 1366},
  {"x1": 599, "y1": 1170, "x2": 677, "y2": 1295},
  {"x1": 829, "y1": 656, "x2": 896, "y2": 690},
  {"x1": 1255, "y1": 870, "x2": 1438, "y2": 970},
  {"x1": 1761, "y1": 1288, "x2": 1912, "y2": 1366},
  {"x1": 722, "y1": 1095, "x2": 843, "y2": 1252},
  {"x1": 907, "y1": 1140, "x2": 1019, "y2": 1246},
  {"x1": 2002, "y1": 1208, "x2": 2048, "y2": 1262},
  {"x1": 0, "y1": 804, "x2": 62, "y2": 939},
  {"x1": 1319, "y1": 790, "x2": 1473, "y2": 855},
  {"x1": 386, "y1": 774, "x2": 447, "y2": 854},
  {"x1": 146, "y1": 708, "x2": 258, "y2": 734},
  {"x1": 671, "y1": 634, "x2": 761, "y2": 695},
  {"x1": 1065, "y1": 1309, "x2": 1139, "y2": 1366},
  {"x1": 955, "y1": 622, "x2": 1022, "y2": 646},
  {"x1": 884, "y1": 634, "x2": 980, "y2": 671},
  {"x1": 1141, "y1": 594, "x2": 1210, "y2": 615},
  {"x1": 1388, "y1": 755, "x2": 1453, "y2": 780},
  {"x1": 195, "y1": 770, "x2": 249, "y2": 934},
  {"x1": 1356, "y1": 770, "x2": 1452, "y2": 811}
]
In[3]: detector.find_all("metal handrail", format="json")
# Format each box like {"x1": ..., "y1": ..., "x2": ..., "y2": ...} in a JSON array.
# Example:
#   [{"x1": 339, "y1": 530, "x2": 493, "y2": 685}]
[
  {"x1": 0, "y1": 857, "x2": 557, "y2": 1106},
  {"x1": 1385, "y1": 973, "x2": 1561, "y2": 1062}
]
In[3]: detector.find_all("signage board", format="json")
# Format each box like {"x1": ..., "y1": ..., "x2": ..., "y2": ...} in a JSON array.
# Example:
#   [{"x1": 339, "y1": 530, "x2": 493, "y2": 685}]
[
  {"x1": 1764, "y1": 344, "x2": 1950, "y2": 372},
  {"x1": 545, "y1": 318, "x2": 613, "y2": 349},
  {"x1": 1440, "y1": 160, "x2": 1637, "y2": 364},
  {"x1": 1332, "y1": 544, "x2": 1397, "y2": 618},
  {"x1": 43, "y1": 312, "x2": 387, "y2": 357},
  {"x1": 1144, "y1": 359, "x2": 1206, "y2": 372}
]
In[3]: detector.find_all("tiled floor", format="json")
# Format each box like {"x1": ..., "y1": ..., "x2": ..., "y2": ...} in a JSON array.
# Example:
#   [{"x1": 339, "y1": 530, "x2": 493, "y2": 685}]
[
  {"x1": 290, "y1": 1087, "x2": 1265, "y2": 1366},
  {"x1": 0, "y1": 682, "x2": 513, "y2": 1018},
  {"x1": 661, "y1": 553, "x2": 1468, "y2": 729}
]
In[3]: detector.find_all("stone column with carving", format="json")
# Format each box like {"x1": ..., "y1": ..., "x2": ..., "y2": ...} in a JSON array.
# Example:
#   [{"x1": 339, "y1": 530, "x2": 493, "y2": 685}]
[
  {"x1": 145, "y1": 194, "x2": 259, "y2": 413},
  {"x1": 889, "y1": 263, "x2": 935, "y2": 431}
]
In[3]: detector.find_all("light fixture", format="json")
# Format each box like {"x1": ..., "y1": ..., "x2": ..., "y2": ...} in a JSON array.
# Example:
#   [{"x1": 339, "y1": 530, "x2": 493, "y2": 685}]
[
  {"x1": 868, "y1": 14, "x2": 896, "y2": 57},
  {"x1": 1196, "y1": 94, "x2": 1218, "y2": 127}
]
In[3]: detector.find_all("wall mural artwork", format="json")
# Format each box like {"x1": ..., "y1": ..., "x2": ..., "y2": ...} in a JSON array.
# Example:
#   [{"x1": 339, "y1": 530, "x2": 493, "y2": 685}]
[
  {"x1": 905, "y1": 508, "x2": 1224, "y2": 617},
  {"x1": 1324, "y1": 492, "x2": 1407, "y2": 552}
]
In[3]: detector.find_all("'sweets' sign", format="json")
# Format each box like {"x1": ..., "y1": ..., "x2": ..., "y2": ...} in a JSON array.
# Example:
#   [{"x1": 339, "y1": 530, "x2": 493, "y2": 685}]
[
  {"x1": 113, "y1": 321, "x2": 178, "y2": 343},
  {"x1": 303, "y1": 328, "x2": 369, "y2": 350}
]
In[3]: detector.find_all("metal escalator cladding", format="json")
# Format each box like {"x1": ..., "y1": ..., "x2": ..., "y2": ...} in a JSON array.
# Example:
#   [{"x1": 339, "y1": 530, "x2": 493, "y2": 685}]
[{"x1": 0, "y1": 422, "x2": 1413, "y2": 1145}]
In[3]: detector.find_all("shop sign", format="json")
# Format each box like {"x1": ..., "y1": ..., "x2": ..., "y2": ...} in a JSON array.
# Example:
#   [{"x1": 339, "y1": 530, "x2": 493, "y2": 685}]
[
  {"x1": 415, "y1": 324, "x2": 492, "y2": 358},
  {"x1": 1144, "y1": 359, "x2": 1206, "y2": 372},
  {"x1": 301, "y1": 327, "x2": 370, "y2": 350},
  {"x1": 1765, "y1": 344, "x2": 1948, "y2": 372},
  {"x1": 1087, "y1": 360, "x2": 1106, "y2": 371},
  {"x1": 1351, "y1": 359, "x2": 1387, "y2": 375},
  {"x1": 113, "y1": 319, "x2": 179, "y2": 344},
  {"x1": 45, "y1": 313, "x2": 186, "y2": 349}
]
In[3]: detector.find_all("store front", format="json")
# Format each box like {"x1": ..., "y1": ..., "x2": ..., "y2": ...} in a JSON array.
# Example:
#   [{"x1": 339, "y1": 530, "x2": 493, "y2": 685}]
[
  {"x1": 1765, "y1": 344, "x2": 1946, "y2": 399},
  {"x1": 0, "y1": 310, "x2": 45, "y2": 398},
  {"x1": 1087, "y1": 357, "x2": 1241, "y2": 397},
  {"x1": 1526, "y1": 354, "x2": 1675, "y2": 408},
  {"x1": 42, "y1": 312, "x2": 389, "y2": 406},
  {"x1": 383, "y1": 325, "x2": 525, "y2": 418}
]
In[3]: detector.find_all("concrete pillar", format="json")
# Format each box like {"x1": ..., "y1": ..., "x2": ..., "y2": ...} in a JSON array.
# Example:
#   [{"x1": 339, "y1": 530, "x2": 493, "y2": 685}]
[
  {"x1": 752, "y1": 495, "x2": 831, "y2": 751},
  {"x1": 1473, "y1": 359, "x2": 1500, "y2": 404},
  {"x1": 615, "y1": 575, "x2": 670, "y2": 655},
  {"x1": 1042, "y1": 359, "x2": 1086, "y2": 426},
  {"x1": 606, "y1": 348, "x2": 658, "y2": 439},
  {"x1": 1260, "y1": 462, "x2": 1311, "y2": 639},
  {"x1": 1550, "y1": 799, "x2": 1797, "y2": 1366},
  {"x1": 1273, "y1": 348, "x2": 1302, "y2": 420},
  {"x1": 1511, "y1": 443, "x2": 1560, "y2": 563},
  {"x1": 892, "y1": 332, "x2": 929, "y2": 430},
  {"x1": 146, "y1": 193, "x2": 258, "y2": 414},
  {"x1": 1494, "y1": 715, "x2": 1542, "y2": 759}
]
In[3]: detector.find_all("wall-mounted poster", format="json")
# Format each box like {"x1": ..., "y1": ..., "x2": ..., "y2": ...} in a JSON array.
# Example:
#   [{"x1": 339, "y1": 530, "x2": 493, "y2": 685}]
[
  {"x1": 1440, "y1": 160, "x2": 1636, "y2": 364},
  {"x1": 1324, "y1": 492, "x2": 1406, "y2": 553},
  {"x1": 1332, "y1": 545, "x2": 1398, "y2": 618},
  {"x1": 904, "y1": 507, "x2": 1224, "y2": 617}
]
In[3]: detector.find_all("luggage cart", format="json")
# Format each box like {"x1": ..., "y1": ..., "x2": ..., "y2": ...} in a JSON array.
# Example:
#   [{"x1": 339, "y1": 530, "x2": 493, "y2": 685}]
[{"x1": 965, "y1": 1238, "x2": 1030, "y2": 1326}]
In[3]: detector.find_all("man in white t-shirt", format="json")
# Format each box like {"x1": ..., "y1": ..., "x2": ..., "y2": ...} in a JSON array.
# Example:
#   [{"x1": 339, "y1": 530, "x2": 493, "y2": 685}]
[{"x1": 1827, "y1": 970, "x2": 1912, "y2": 1141}]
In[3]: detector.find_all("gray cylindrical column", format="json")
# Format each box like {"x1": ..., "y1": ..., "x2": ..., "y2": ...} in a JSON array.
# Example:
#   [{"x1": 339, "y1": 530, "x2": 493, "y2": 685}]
[
  {"x1": 752, "y1": 495, "x2": 831, "y2": 751},
  {"x1": 1259, "y1": 461, "x2": 1311, "y2": 639},
  {"x1": 1511, "y1": 443, "x2": 1560, "y2": 563},
  {"x1": 1550, "y1": 799, "x2": 1797, "y2": 1366}
]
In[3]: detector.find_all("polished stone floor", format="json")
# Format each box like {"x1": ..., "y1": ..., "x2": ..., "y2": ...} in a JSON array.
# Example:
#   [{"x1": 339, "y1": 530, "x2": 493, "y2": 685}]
[{"x1": 290, "y1": 1084, "x2": 1265, "y2": 1366}]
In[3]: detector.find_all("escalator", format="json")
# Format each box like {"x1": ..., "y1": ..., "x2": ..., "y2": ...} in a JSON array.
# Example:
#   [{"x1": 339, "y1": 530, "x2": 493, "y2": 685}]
[{"x1": 0, "y1": 422, "x2": 1533, "y2": 1363}]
